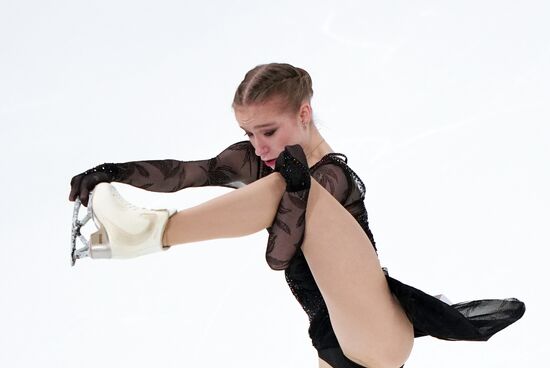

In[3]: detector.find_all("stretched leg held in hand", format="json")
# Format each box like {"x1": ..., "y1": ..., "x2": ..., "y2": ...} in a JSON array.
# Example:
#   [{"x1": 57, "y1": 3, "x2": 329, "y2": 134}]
[{"x1": 164, "y1": 173, "x2": 413, "y2": 367}]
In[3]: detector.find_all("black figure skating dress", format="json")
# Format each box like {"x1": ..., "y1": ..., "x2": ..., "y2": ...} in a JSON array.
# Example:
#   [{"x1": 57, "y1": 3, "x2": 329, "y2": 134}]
[{"x1": 77, "y1": 141, "x2": 525, "y2": 368}]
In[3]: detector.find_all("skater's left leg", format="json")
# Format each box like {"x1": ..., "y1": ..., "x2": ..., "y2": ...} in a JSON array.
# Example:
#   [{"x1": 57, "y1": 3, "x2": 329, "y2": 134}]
[
  {"x1": 302, "y1": 182, "x2": 413, "y2": 368},
  {"x1": 162, "y1": 173, "x2": 286, "y2": 245},
  {"x1": 162, "y1": 175, "x2": 413, "y2": 367},
  {"x1": 92, "y1": 171, "x2": 413, "y2": 366},
  {"x1": 87, "y1": 173, "x2": 287, "y2": 258}
]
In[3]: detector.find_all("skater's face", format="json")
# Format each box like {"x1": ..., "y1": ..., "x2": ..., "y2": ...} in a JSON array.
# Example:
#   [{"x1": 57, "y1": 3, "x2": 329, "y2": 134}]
[{"x1": 235, "y1": 97, "x2": 311, "y2": 169}]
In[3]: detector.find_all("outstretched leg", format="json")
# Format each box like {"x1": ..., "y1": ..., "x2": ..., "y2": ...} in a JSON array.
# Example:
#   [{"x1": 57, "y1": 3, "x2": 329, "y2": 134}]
[
  {"x1": 304, "y1": 180, "x2": 413, "y2": 368},
  {"x1": 164, "y1": 173, "x2": 413, "y2": 367},
  {"x1": 163, "y1": 173, "x2": 287, "y2": 244}
]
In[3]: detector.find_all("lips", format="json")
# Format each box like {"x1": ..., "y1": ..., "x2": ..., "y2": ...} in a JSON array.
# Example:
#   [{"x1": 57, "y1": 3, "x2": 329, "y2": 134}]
[{"x1": 263, "y1": 159, "x2": 276, "y2": 167}]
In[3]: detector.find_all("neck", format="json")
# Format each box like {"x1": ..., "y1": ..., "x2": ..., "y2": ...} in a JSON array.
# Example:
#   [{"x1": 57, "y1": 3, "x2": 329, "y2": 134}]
[{"x1": 305, "y1": 128, "x2": 332, "y2": 167}]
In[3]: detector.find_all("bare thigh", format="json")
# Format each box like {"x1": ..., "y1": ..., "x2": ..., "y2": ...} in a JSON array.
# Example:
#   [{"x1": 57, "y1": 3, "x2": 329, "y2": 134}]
[{"x1": 303, "y1": 181, "x2": 414, "y2": 367}]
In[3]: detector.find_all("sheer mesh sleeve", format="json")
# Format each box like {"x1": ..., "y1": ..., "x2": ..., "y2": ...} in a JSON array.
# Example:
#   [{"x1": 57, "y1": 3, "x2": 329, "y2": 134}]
[
  {"x1": 310, "y1": 161, "x2": 352, "y2": 204},
  {"x1": 113, "y1": 140, "x2": 262, "y2": 191},
  {"x1": 266, "y1": 157, "x2": 352, "y2": 270},
  {"x1": 70, "y1": 141, "x2": 264, "y2": 206}
]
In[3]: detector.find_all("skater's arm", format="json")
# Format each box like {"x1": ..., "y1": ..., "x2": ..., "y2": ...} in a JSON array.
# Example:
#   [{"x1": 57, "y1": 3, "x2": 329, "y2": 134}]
[
  {"x1": 112, "y1": 141, "x2": 262, "y2": 191},
  {"x1": 266, "y1": 150, "x2": 353, "y2": 270},
  {"x1": 312, "y1": 159, "x2": 377, "y2": 251},
  {"x1": 70, "y1": 141, "x2": 265, "y2": 206}
]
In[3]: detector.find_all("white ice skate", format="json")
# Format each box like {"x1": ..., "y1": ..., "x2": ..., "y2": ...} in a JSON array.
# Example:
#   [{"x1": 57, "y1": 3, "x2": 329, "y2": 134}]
[
  {"x1": 70, "y1": 183, "x2": 176, "y2": 266},
  {"x1": 434, "y1": 294, "x2": 453, "y2": 305}
]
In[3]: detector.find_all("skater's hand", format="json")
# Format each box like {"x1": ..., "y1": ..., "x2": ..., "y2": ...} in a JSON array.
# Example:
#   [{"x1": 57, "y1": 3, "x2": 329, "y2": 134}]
[
  {"x1": 274, "y1": 145, "x2": 310, "y2": 192},
  {"x1": 69, "y1": 164, "x2": 120, "y2": 206}
]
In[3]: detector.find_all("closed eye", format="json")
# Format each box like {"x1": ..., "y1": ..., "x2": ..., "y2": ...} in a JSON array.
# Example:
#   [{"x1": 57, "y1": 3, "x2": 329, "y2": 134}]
[{"x1": 243, "y1": 129, "x2": 277, "y2": 137}]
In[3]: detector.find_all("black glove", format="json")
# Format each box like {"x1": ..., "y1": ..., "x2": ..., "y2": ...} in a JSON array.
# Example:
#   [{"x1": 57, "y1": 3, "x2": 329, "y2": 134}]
[
  {"x1": 274, "y1": 145, "x2": 311, "y2": 192},
  {"x1": 69, "y1": 163, "x2": 122, "y2": 206}
]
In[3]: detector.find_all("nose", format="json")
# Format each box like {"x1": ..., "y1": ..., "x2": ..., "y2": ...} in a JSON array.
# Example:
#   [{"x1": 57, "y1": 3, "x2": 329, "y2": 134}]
[{"x1": 254, "y1": 136, "x2": 269, "y2": 158}]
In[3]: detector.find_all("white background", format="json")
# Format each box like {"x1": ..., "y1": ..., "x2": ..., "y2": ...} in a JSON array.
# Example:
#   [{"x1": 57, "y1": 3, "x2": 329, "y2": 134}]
[{"x1": 1, "y1": 0, "x2": 547, "y2": 367}]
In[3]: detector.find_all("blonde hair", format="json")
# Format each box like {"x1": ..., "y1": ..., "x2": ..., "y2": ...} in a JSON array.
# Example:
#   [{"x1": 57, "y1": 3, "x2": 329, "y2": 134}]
[{"x1": 232, "y1": 63, "x2": 314, "y2": 113}]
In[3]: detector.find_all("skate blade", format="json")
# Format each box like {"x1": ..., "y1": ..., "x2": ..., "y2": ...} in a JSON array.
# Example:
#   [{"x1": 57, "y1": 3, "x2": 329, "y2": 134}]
[
  {"x1": 70, "y1": 189, "x2": 113, "y2": 266},
  {"x1": 70, "y1": 198, "x2": 92, "y2": 266}
]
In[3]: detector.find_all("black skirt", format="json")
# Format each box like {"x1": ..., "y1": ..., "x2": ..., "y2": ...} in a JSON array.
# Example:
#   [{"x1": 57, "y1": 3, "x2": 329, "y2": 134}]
[
  {"x1": 386, "y1": 275, "x2": 525, "y2": 341},
  {"x1": 315, "y1": 274, "x2": 525, "y2": 368}
]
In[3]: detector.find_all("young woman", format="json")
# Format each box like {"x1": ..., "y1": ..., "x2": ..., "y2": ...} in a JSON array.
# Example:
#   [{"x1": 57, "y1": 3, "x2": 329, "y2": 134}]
[{"x1": 69, "y1": 63, "x2": 525, "y2": 368}]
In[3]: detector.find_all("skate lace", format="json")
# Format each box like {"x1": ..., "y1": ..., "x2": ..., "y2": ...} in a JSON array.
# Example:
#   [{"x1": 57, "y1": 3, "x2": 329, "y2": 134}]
[{"x1": 111, "y1": 187, "x2": 155, "y2": 213}]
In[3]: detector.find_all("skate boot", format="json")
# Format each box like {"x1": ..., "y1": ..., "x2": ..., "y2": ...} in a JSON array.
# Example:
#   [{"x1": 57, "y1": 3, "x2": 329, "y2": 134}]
[
  {"x1": 70, "y1": 183, "x2": 176, "y2": 265},
  {"x1": 434, "y1": 294, "x2": 453, "y2": 305}
]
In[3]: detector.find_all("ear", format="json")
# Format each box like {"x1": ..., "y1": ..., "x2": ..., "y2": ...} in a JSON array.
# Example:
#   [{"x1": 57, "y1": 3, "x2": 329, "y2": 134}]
[{"x1": 298, "y1": 101, "x2": 312, "y2": 126}]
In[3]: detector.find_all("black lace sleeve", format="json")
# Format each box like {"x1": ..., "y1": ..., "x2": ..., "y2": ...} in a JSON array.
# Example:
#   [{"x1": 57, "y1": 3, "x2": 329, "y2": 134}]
[
  {"x1": 266, "y1": 152, "x2": 353, "y2": 271},
  {"x1": 310, "y1": 160, "x2": 352, "y2": 204},
  {"x1": 314, "y1": 155, "x2": 378, "y2": 252},
  {"x1": 114, "y1": 140, "x2": 262, "y2": 191},
  {"x1": 70, "y1": 141, "x2": 264, "y2": 206}
]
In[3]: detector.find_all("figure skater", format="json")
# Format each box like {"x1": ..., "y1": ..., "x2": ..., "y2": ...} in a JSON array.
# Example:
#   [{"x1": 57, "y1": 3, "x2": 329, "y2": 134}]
[{"x1": 69, "y1": 63, "x2": 525, "y2": 368}]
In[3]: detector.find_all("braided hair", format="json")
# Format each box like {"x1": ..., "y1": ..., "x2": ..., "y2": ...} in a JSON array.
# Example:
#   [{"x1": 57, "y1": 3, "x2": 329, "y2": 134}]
[{"x1": 232, "y1": 63, "x2": 314, "y2": 113}]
